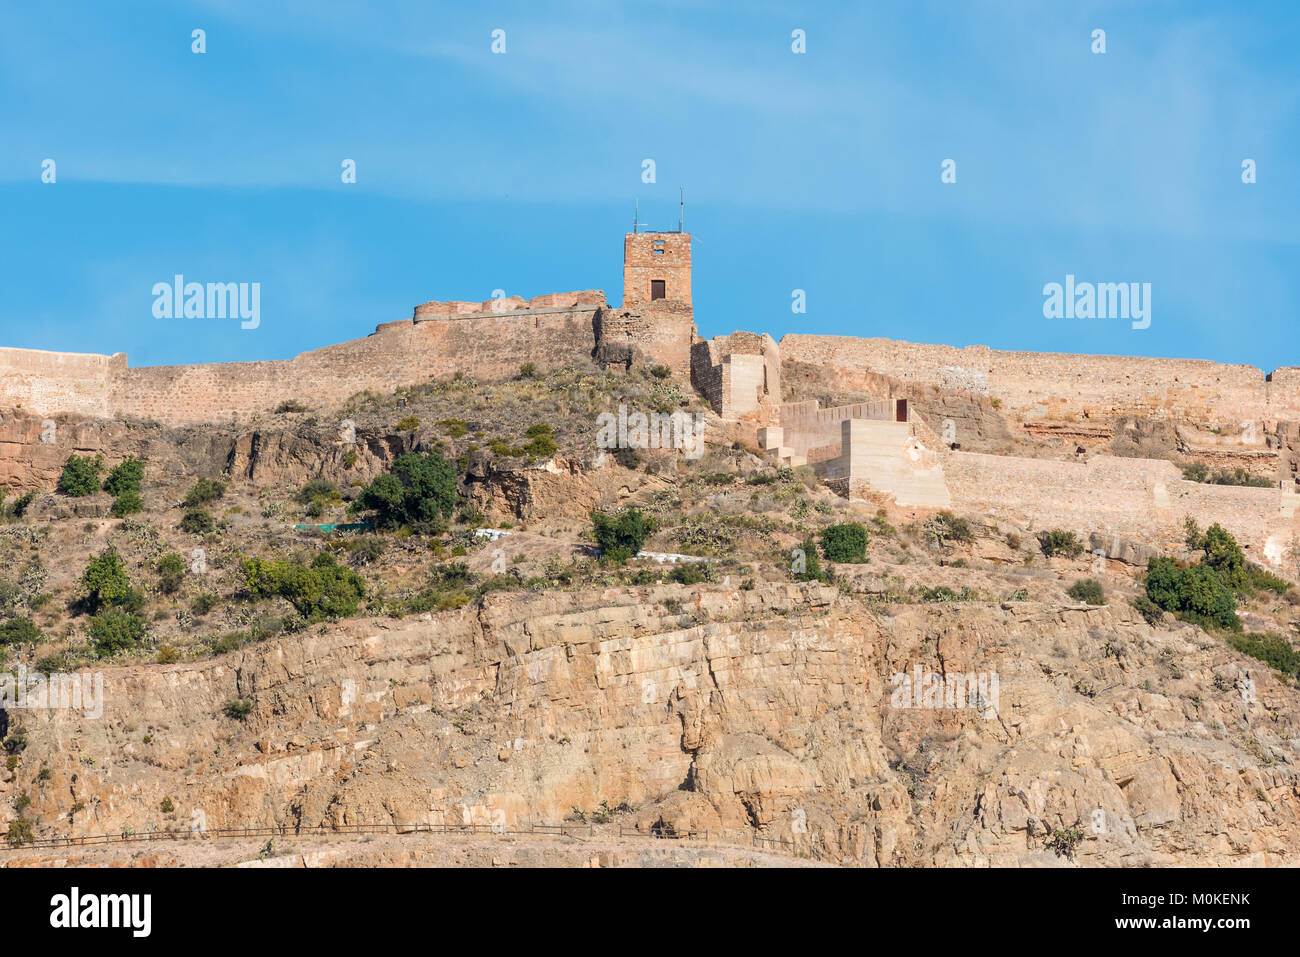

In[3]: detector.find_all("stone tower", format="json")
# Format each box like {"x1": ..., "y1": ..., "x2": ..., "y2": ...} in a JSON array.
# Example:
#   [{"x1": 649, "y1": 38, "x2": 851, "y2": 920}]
[{"x1": 623, "y1": 231, "x2": 692, "y2": 307}]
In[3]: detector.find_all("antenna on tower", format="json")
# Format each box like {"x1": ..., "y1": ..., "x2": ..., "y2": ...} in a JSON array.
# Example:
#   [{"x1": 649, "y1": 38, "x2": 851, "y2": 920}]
[
  {"x1": 679, "y1": 187, "x2": 685, "y2": 233},
  {"x1": 633, "y1": 199, "x2": 639, "y2": 234}
]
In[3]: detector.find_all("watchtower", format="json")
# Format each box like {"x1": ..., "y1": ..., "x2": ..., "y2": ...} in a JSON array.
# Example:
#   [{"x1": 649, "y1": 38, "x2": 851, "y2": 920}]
[{"x1": 623, "y1": 198, "x2": 692, "y2": 307}]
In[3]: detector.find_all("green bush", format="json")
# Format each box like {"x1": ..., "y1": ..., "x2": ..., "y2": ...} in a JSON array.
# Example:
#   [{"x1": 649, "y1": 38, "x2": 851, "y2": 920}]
[
  {"x1": 522, "y1": 424, "x2": 558, "y2": 458},
  {"x1": 669, "y1": 562, "x2": 712, "y2": 585},
  {"x1": 183, "y1": 478, "x2": 226, "y2": 507},
  {"x1": 58, "y1": 454, "x2": 103, "y2": 497},
  {"x1": 156, "y1": 552, "x2": 185, "y2": 594},
  {"x1": 821, "y1": 522, "x2": 868, "y2": 563},
  {"x1": 0, "y1": 489, "x2": 35, "y2": 519},
  {"x1": 109, "y1": 490, "x2": 144, "y2": 517},
  {"x1": 103, "y1": 456, "x2": 144, "y2": 496},
  {"x1": 395, "y1": 415, "x2": 422, "y2": 432},
  {"x1": 356, "y1": 452, "x2": 458, "y2": 531},
  {"x1": 1067, "y1": 578, "x2": 1106, "y2": 605},
  {"x1": 223, "y1": 699, "x2": 253, "y2": 721},
  {"x1": 1145, "y1": 557, "x2": 1239, "y2": 631},
  {"x1": 82, "y1": 550, "x2": 132, "y2": 613},
  {"x1": 591, "y1": 508, "x2": 655, "y2": 564},
  {"x1": 1182, "y1": 463, "x2": 1273, "y2": 488},
  {"x1": 0, "y1": 617, "x2": 43, "y2": 646},
  {"x1": 437, "y1": 418, "x2": 469, "y2": 438},
  {"x1": 793, "y1": 536, "x2": 828, "y2": 583},
  {"x1": 1226, "y1": 632, "x2": 1300, "y2": 678},
  {"x1": 180, "y1": 509, "x2": 214, "y2": 534},
  {"x1": 89, "y1": 610, "x2": 145, "y2": 656},
  {"x1": 929, "y1": 511, "x2": 975, "y2": 546},
  {"x1": 1130, "y1": 595, "x2": 1164, "y2": 627},
  {"x1": 1040, "y1": 529, "x2": 1085, "y2": 558},
  {"x1": 240, "y1": 552, "x2": 365, "y2": 622}
]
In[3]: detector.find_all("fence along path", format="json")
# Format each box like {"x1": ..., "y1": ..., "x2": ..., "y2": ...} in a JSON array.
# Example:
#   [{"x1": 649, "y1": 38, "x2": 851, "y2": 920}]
[{"x1": 3, "y1": 821, "x2": 824, "y2": 860}]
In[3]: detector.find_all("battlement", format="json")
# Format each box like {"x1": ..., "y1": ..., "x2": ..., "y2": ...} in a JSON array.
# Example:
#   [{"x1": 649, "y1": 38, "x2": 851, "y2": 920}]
[{"x1": 413, "y1": 290, "x2": 606, "y2": 321}]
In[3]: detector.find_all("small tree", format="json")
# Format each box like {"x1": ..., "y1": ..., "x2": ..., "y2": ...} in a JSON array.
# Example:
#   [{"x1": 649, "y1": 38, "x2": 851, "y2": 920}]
[
  {"x1": 591, "y1": 508, "x2": 655, "y2": 564},
  {"x1": 82, "y1": 550, "x2": 131, "y2": 613},
  {"x1": 58, "y1": 454, "x2": 103, "y2": 497},
  {"x1": 89, "y1": 610, "x2": 145, "y2": 656},
  {"x1": 156, "y1": 552, "x2": 185, "y2": 594},
  {"x1": 109, "y1": 489, "x2": 144, "y2": 517},
  {"x1": 356, "y1": 452, "x2": 458, "y2": 531},
  {"x1": 103, "y1": 456, "x2": 144, "y2": 496}
]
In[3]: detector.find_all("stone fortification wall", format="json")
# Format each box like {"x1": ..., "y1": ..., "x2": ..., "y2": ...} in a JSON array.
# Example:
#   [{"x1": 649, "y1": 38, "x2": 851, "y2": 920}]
[{"x1": 780, "y1": 335, "x2": 1300, "y2": 427}]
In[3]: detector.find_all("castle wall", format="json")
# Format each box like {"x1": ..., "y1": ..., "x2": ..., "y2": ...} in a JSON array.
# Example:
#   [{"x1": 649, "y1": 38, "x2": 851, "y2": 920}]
[
  {"x1": 690, "y1": 332, "x2": 781, "y2": 422},
  {"x1": 597, "y1": 300, "x2": 695, "y2": 376},
  {"x1": 0, "y1": 347, "x2": 125, "y2": 419},
  {"x1": 943, "y1": 451, "x2": 1298, "y2": 569},
  {"x1": 110, "y1": 308, "x2": 600, "y2": 424},
  {"x1": 780, "y1": 335, "x2": 1300, "y2": 427}
]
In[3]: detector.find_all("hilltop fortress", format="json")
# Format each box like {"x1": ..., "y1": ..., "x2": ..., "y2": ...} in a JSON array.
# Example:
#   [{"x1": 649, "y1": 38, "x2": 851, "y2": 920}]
[{"x1": 2, "y1": 229, "x2": 1298, "y2": 573}]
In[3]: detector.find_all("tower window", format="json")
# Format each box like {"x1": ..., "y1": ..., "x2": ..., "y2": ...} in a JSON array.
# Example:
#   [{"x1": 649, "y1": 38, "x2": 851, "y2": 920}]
[
  {"x1": 652, "y1": 239, "x2": 665, "y2": 255},
  {"x1": 651, "y1": 280, "x2": 666, "y2": 300}
]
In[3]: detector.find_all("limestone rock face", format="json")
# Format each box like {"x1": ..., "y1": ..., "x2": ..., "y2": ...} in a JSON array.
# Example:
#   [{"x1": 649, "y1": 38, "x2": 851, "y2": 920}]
[{"x1": 5, "y1": 584, "x2": 1299, "y2": 866}]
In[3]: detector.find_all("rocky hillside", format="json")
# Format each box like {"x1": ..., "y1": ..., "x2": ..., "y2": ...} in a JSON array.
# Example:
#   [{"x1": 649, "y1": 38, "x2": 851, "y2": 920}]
[{"x1": 0, "y1": 364, "x2": 1298, "y2": 866}]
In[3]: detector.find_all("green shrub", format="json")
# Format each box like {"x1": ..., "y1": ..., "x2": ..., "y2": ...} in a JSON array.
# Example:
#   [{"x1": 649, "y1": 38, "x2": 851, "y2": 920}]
[
  {"x1": 928, "y1": 511, "x2": 975, "y2": 546},
  {"x1": 591, "y1": 508, "x2": 655, "y2": 564},
  {"x1": 437, "y1": 418, "x2": 469, "y2": 438},
  {"x1": 1226, "y1": 632, "x2": 1300, "y2": 678},
  {"x1": 89, "y1": 610, "x2": 146, "y2": 656},
  {"x1": 821, "y1": 522, "x2": 868, "y2": 563},
  {"x1": 82, "y1": 550, "x2": 132, "y2": 613},
  {"x1": 296, "y1": 479, "x2": 338, "y2": 504},
  {"x1": 349, "y1": 536, "x2": 386, "y2": 565},
  {"x1": 395, "y1": 415, "x2": 421, "y2": 432},
  {"x1": 1182, "y1": 463, "x2": 1273, "y2": 488},
  {"x1": 1145, "y1": 557, "x2": 1239, "y2": 631},
  {"x1": 223, "y1": 699, "x2": 253, "y2": 721},
  {"x1": 1130, "y1": 595, "x2": 1164, "y2": 627},
  {"x1": 103, "y1": 456, "x2": 144, "y2": 496},
  {"x1": 0, "y1": 617, "x2": 43, "y2": 646},
  {"x1": 183, "y1": 478, "x2": 226, "y2": 507},
  {"x1": 650, "y1": 364, "x2": 671, "y2": 379},
  {"x1": 356, "y1": 452, "x2": 458, "y2": 531},
  {"x1": 156, "y1": 552, "x2": 185, "y2": 594},
  {"x1": 669, "y1": 562, "x2": 712, "y2": 585},
  {"x1": 109, "y1": 490, "x2": 144, "y2": 517},
  {"x1": 793, "y1": 536, "x2": 828, "y2": 583},
  {"x1": 522, "y1": 424, "x2": 558, "y2": 458},
  {"x1": 1067, "y1": 578, "x2": 1106, "y2": 605},
  {"x1": 58, "y1": 454, "x2": 103, "y2": 497},
  {"x1": 1040, "y1": 529, "x2": 1085, "y2": 558},
  {"x1": 0, "y1": 490, "x2": 35, "y2": 519},
  {"x1": 180, "y1": 509, "x2": 214, "y2": 534},
  {"x1": 191, "y1": 592, "x2": 217, "y2": 616},
  {"x1": 240, "y1": 552, "x2": 365, "y2": 622},
  {"x1": 519, "y1": 362, "x2": 537, "y2": 379}
]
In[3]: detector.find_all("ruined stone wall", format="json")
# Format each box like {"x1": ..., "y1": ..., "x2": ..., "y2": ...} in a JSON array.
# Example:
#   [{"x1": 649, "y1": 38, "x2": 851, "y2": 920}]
[
  {"x1": 780, "y1": 335, "x2": 1300, "y2": 427},
  {"x1": 596, "y1": 300, "x2": 695, "y2": 377},
  {"x1": 110, "y1": 308, "x2": 599, "y2": 424},
  {"x1": 0, "y1": 347, "x2": 125, "y2": 419}
]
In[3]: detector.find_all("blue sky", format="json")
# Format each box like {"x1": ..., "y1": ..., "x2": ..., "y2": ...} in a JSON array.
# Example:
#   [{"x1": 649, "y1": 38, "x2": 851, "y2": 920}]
[{"x1": 0, "y1": 0, "x2": 1296, "y2": 370}]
